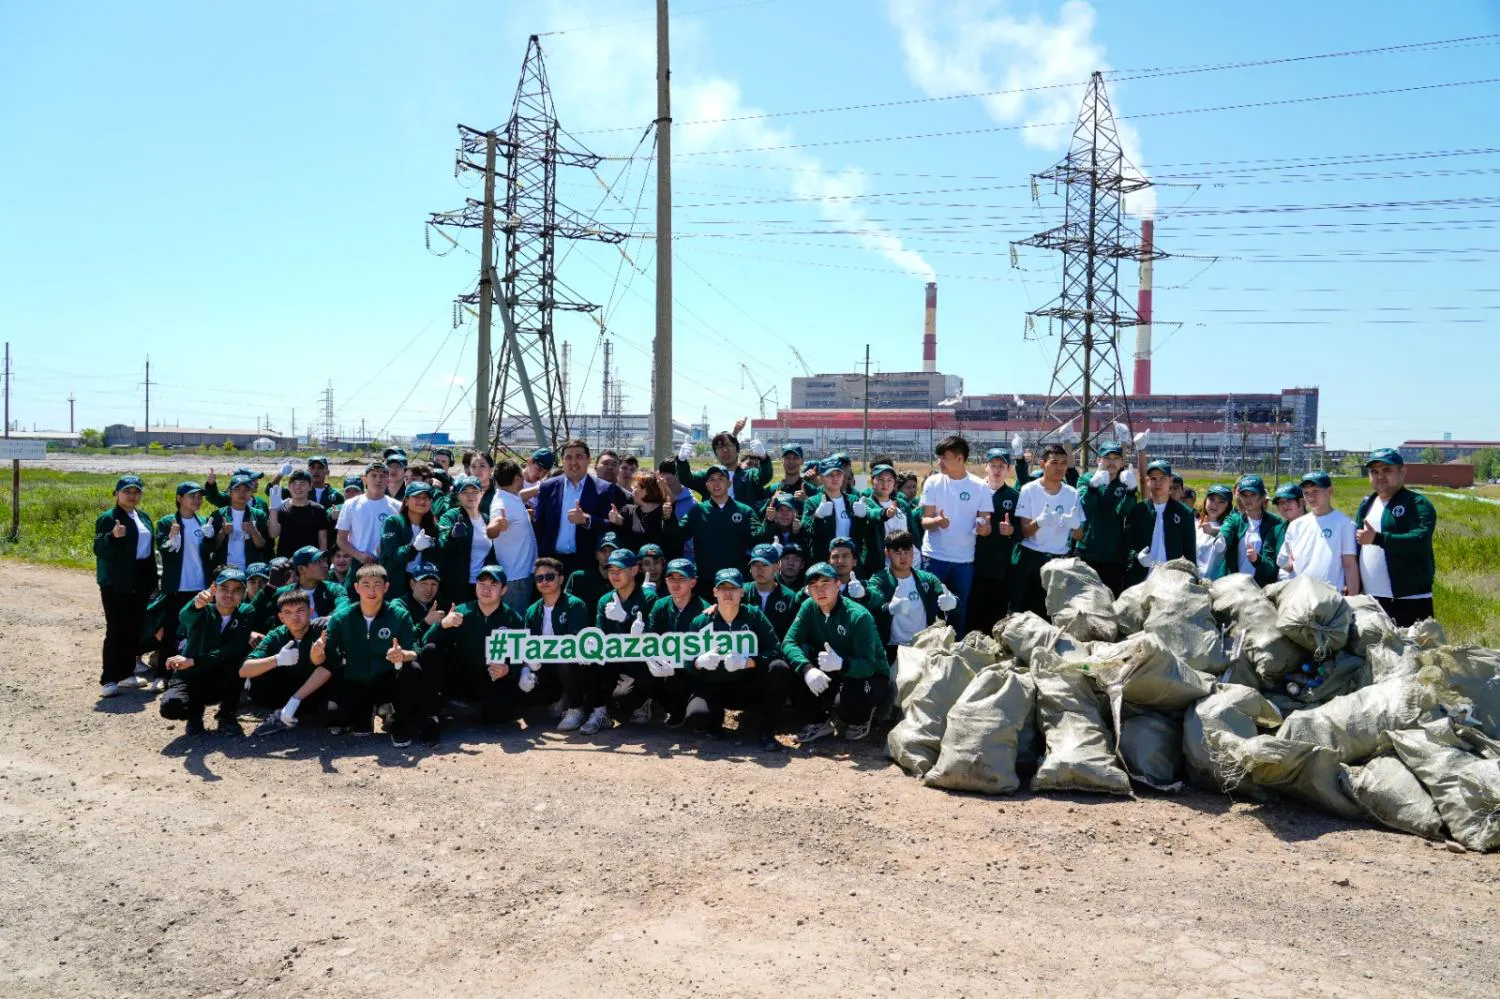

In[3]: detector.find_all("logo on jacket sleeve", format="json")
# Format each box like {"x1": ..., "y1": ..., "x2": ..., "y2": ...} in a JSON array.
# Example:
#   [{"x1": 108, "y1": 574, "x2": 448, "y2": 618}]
[{"x1": 1001, "y1": 499, "x2": 1014, "y2": 511}]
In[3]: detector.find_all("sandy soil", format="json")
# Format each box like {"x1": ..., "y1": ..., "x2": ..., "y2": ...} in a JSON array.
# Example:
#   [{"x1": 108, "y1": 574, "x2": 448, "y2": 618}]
[{"x1": 1, "y1": 559, "x2": 1496, "y2": 998}]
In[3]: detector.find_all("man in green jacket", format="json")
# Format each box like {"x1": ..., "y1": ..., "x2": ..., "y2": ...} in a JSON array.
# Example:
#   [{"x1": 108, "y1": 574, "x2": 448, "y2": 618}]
[
  {"x1": 781, "y1": 562, "x2": 888, "y2": 746},
  {"x1": 664, "y1": 465, "x2": 758, "y2": 598},
  {"x1": 969, "y1": 448, "x2": 1020, "y2": 636},
  {"x1": 393, "y1": 561, "x2": 447, "y2": 634},
  {"x1": 159, "y1": 568, "x2": 255, "y2": 735},
  {"x1": 525, "y1": 556, "x2": 594, "y2": 732},
  {"x1": 1072, "y1": 441, "x2": 1139, "y2": 596},
  {"x1": 801, "y1": 460, "x2": 876, "y2": 566},
  {"x1": 275, "y1": 546, "x2": 351, "y2": 624},
  {"x1": 1123, "y1": 460, "x2": 1198, "y2": 586},
  {"x1": 94, "y1": 474, "x2": 159, "y2": 696},
  {"x1": 743, "y1": 544, "x2": 800, "y2": 639},
  {"x1": 1356, "y1": 448, "x2": 1439, "y2": 626},
  {"x1": 244, "y1": 590, "x2": 330, "y2": 731},
  {"x1": 206, "y1": 474, "x2": 272, "y2": 572},
  {"x1": 645, "y1": 557, "x2": 708, "y2": 725},
  {"x1": 682, "y1": 569, "x2": 789, "y2": 752},
  {"x1": 565, "y1": 532, "x2": 618, "y2": 613},
  {"x1": 673, "y1": 430, "x2": 774, "y2": 509},
  {"x1": 865, "y1": 531, "x2": 957, "y2": 657},
  {"x1": 414, "y1": 564, "x2": 525, "y2": 744},
  {"x1": 1217, "y1": 475, "x2": 1285, "y2": 585},
  {"x1": 593, "y1": 548, "x2": 654, "y2": 734},
  {"x1": 203, "y1": 466, "x2": 271, "y2": 512}
]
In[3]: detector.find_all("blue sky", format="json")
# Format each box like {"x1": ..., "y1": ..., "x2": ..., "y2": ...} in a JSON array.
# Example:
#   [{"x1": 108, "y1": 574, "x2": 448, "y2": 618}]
[{"x1": 3, "y1": 0, "x2": 1497, "y2": 449}]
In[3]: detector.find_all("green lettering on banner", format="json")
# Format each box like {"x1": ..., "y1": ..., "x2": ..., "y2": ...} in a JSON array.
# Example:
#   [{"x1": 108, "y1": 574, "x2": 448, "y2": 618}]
[
  {"x1": 713, "y1": 633, "x2": 734, "y2": 656},
  {"x1": 558, "y1": 636, "x2": 577, "y2": 660},
  {"x1": 482, "y1": 627, "x2": 758, "y2": 665},
  {"x1": 578, "y1": 628, "x2": 605, "y2": 663},
  {"x1": 487, "y1": 632, "x2": 507, "y2": 662},
  {"x1": 660, "y1": 633, "x2": 680, "y2": 660}
]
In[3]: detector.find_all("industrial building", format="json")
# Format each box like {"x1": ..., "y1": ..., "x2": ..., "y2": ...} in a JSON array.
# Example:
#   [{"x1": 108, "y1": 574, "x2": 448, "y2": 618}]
[
  {"x1": 1398, "y1": 440, "x2": 1500, "y2": 462},
  {"x1": 103, "y1": 425, "x2": 297, "y2": 450},
  {"x1": 497, "y1": 413, "x2": 696, "y2": 455}
]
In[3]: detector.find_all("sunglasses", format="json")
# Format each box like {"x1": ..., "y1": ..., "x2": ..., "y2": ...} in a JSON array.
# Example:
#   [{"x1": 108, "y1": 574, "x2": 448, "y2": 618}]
[{"x1": 533, "y1": 573, "x2": 559, "y2": 583}]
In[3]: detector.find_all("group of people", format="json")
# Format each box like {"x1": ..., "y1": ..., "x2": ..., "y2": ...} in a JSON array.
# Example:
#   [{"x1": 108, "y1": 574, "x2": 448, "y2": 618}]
[{"x1": 92, "y1": 427, "x2": 1436, "y2": 752}]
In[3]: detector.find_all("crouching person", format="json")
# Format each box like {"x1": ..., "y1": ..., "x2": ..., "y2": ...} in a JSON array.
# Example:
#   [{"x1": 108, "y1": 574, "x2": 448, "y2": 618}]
[
  {"x1": 866, "y1": 531, "x2": 958, "y2": 662},
  {"x1": 244, "y1": 591, "x2": 330, "y2": 734},
  {"x1": 160, "y1": 568, "x2": 256, "y2": 736},
  {"x1": 678, "y1": 569, "x2": 789, "y2": 753},
  {"x1": 414, "y1": 565, "x2": 525, "y2": 745},
  {"x1": 645, "y1": 558, "x2": 708, "y2": 726},
  {"x1": 523, "y1": 557, "x2": 591, "y2": 728},
  {"x1": 782, "y1": 561, "x2": 887, "y2": 746}
]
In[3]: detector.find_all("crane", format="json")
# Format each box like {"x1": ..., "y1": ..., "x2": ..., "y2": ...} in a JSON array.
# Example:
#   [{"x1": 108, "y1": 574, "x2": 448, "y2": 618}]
[
  {"x1": 740, "y1": 363, "x2": 779, "y2": 419},
  {"x1": 789, "y1": 346, "x2": 815, "y2": 378}
]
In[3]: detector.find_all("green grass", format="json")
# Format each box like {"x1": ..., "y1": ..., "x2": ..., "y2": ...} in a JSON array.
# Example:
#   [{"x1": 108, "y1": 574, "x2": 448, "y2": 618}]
[{"x1": 6, "y1": 466, "x2": 1500, "y2": 647}]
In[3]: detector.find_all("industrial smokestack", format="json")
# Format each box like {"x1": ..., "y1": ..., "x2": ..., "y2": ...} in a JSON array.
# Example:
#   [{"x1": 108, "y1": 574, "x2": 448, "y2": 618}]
[
  {"x1": 1133, "y1": 218, "x2": 1153, "y2": 395},
  {"x1": 922, "y1": 281, "x2": 937, "y2": 373}
]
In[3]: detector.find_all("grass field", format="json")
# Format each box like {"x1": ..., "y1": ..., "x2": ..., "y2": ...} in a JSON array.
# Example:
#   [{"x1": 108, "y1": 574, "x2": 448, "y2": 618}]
[{"x1": 4, "y1": 464, "x2": 1497, "y2": 647}]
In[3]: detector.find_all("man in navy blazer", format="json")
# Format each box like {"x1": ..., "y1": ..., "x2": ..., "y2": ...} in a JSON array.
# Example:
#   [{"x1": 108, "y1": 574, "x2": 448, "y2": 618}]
[{"x1": 534, "y1": 438, "x2": 629, "y2": 574}]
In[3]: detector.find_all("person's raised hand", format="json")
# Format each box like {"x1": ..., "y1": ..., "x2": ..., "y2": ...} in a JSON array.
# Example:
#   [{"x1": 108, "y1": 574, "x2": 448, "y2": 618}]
[
  {"x1": 999, "y1": 513, "x2": 1014, "y2": 536},
  {"x1": 440, "y1": 604, "x2": 464, "y2": 629},
  {"x1": 608, "y1": 504, "x2": 624, "y2": 526},
  {"x1": 111, "y1": 519, "x2": 128, "y2": 539}
]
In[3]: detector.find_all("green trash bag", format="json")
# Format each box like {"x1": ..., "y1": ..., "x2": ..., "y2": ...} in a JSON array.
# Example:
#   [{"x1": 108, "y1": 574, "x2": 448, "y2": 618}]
[
  {"x1": 1030, "y1": 649, "x2": 1131, "y2": 796},
  {"x1": 1343, "y1": 755, "x2": 1445, "y2": 840},
  {"x1": 924, "y1": 665, "x2": 1036, "y2": 795}
]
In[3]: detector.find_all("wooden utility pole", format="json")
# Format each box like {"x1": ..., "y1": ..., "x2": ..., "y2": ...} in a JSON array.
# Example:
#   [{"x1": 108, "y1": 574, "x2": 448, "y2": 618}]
[
  {"x1": 651, "y1": 0, "x2": 674, "y2": 461},
  {"x1": 474, "y1": 131, "x2": 499, "y2": 451},
  {"x1": 861, "y1": 344, "x2": 871, "y2": 473}
]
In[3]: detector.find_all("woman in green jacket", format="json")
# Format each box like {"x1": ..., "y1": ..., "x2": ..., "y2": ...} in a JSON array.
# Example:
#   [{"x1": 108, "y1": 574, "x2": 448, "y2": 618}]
[
  {"x1": 377, "y1": 482, "x2": 441, "y2": 601},
  {"x1": 1217, "y1": 475, "x2": 1285, "y2": 586},
  {"x1": 94, "y1": 475, "x2": 159, "y2": 697},
  {"x1": 435, "y1": 476, "x2": 496, "y2": 606},
  {"x1": 148, "y1": 481, "x2": 214, "y2": 690}
]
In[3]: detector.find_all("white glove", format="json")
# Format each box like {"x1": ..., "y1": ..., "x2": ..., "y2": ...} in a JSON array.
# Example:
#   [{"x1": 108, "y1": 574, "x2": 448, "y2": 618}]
[
  {"x1": 937, "y1": 591, "x2": 958, "y2": 612},
  {"x1": 278, "y1": 698, "x2": 301, "y2": 726},
  {"x1": 886, "y1": 594, "x2": 911, "y2": 615},
  {"x1": 1276, "y1": 545, "x2": 1293, "y2": 569},
  {"x1": 604, "y1": 595, "x2": 628, "y2": 623},
  {"x1": 724, "y1": 653, "x2": 750, "y2": 672},
  {"x1": 411, "y1": 529, "x2": 433, "y2": 551},
  {"x1": 518, "y1": 666, "x2": 537, "y2": 693},
  {"x1": 815, "y1": 499, "x2": 834, "y2": 518},
  {"x1": 165, "y1": 534, "x2": 183, "y2": 553},
  {"x1": 613, "y1": 674, "x2": 635, "y2": 698},
  {"x1": 851, "y1": 499, "x2": 869, "y2": 518},
  {"x1": 817, "y1": 642, "x2": 844, "y2": 673},
  {"x1": 647, "y1": 656, "x2": 677, "y2": 678},
  {"x1": 695, "y1": 651, "x2": 722, "y2": 671},
  {"x1": 1010, "y1": 434, "x2": 1023, "y2": 453},
  {"x1": 748, "y1": 439, "x2": 767, "y2": 459},
  {"x1": 1137, "y1": 548, "x2": 1155, "y2": 569},
  {"x1": 279, "y1": 461, "x2": 294, "y2": 476},
  {"x1": 1034, "y1": 505, "x2": 1059, "y2": 529},
  {"x1": 769, "y1": 542, "x2": 784, "y2": 560},
  {"x1": 1090, "y1": 467, "x2": 1110, "y2": 490},
  {"x1": 845, "y1": 577, "x2": 866, "y2": 599},
  {"x1": 1120, "y1": 467, "x2": 1138, "y2": 489},
  {"x1": 676, "y1": 438, "x2": 694, "y2": 462},
  {"x1": 803, "y1": 667, "x2": 831, "y2": 696},
  {"x1": 629, "y1": 611, "x2": 645, "y2": 636},
  {"x1": 274, "y1": 643, "x2": 301, "y2": 667}
]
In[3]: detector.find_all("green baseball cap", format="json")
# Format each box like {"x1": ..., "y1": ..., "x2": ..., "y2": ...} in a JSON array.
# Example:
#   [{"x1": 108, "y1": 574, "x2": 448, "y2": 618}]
[
  {"x1": 1236, "y1": 475, "x2": 1267, "y2": 496},
  {"x1": 1365, "y1": 447, "x2": 1404, "y2": 468},
  {"x1": 665, "y1": 558, "x2": 697, "y2": 578},
  {"x1": 714, "y1": 568, "x2": 745, "y2": 589},
  {"x1": 804, "y1": 561, "x2": 838, "y2": 581}
]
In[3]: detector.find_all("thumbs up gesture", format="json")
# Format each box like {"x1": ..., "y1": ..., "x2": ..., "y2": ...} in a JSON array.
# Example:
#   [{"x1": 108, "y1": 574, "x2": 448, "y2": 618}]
[
  {"x1": 385, "y1": 636, "x2": 406, "y2": 666},
  {"x1": 205, "y1": 468, "x2": 217, "y2": 488},
  {"x1": 629, "y1": 611, "x2": 645, "y2": 636},
  {"x1": 168, "y1": 519, "x2": 181, "y2": 539},
  {"x1": 998, "y1": 512, "x2": 1014, "y2": 536},
  {"x1": 566, "y1": 500, "x2": 588, "y2": 525},
  {"x1": 608, "y1": 503, "x2": 624, "y2": 526},
  {"x1": 816, "y1": 642, "x2": 844, "y2": 673},
  {"x1": 440, "y1": 603, "x2": 464, "y2": 629},
  {"x1": 424, "y1": 602, "x2": 446, "y2": 626},
  {"x1": 111, "y1": 519, "x2": 128, "y2": 539},
  {"x1": 676, "y1": 436, "x2": 694, "y2": 462},
  {"x1": 310, "y1": 630, "x2": 328, "y2": 665},
  {"x1": 412, "y1": 528, "x2": 433, "y2": 551},
  {"x1": 933, "y1": 508, "x2": 950, "y2": 530},
  {"x1": 604, "y1": 594, "x2": 628, "y2": 623}
]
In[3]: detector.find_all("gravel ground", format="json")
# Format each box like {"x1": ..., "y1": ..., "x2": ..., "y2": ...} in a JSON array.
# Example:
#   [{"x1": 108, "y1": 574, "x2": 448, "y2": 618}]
[{"x1": 1, "y1": 560, "x2": 1496, "y2": 998}]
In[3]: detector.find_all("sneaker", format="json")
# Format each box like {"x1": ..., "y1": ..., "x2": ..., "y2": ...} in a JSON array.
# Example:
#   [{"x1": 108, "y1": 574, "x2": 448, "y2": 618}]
[
  {"x1": 548, "y1": 695, "x2": 569, "y2": 720},
  {"x1": 684, "y1": 696, "x2": 711, "y2": 721},
  {"x1": 630, "y1": 699, "x2": 654, "y2": 725},
  {"x1": 796, "y1": 720, "x2": 835, "y2": 746},
  {"x1": 147, "y1": 677, "x2": 166, "y2": 694},
  {"x1": 185, "y1": 715, "x2": 206, "y2": 736},
  {"x1": 99, "y1": 682, "x2": 120, "y2": 698},
  {"x1": 844, "y1": 709, "x2": 877, "y2": 743},
  {"x1": 760, "y1": 732, "x2": 787, "y2": 753},
  {"x1": 134, "y1": 658, "x2": 151, "y2": 676},
  {"x1": 558, "y1": 708, "x2": 586, "y2": 732},
  {"x1": 116, "y1": 675, "x2": 148, "y2": 690},
  {"x1": 420, "y1": 717, "x2": 441, "y2": 747},
  {"x1": 391, "y1": 732, "x2": 412, "y2": 749},
  {"x1": 252, "y1": 713, "x2": 295, "y2": 737},
  {"x1": 579, "y1": 706, "x2": 612, "y2": 736}
]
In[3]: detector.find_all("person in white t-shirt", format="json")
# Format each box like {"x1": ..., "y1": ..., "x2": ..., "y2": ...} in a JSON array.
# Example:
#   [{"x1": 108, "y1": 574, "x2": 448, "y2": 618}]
[
  {"x1": 491, "y1": 459, "x2": 539, "y2": 614},
  {"x1": 1278, "y1": 471, "x2": 1360, "y2": 594},
  {"x1": 918, "y1": 435, "x2": 992, "y2": 636},
  {"x1": 1012, "y1": 443, "x2": 1086, "y2": 617},
  {"x1": 336, "y1": 463, "x2": 403, "y2": 566}
]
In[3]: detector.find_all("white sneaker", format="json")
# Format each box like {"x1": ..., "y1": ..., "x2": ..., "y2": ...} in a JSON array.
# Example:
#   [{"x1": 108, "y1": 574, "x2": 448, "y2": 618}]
[
  {"x1": 99, "y1": 682, "x2": 120, "y2": 698},
  {"x1": 558, "y1": 708, "x2": 586, "y2": 732},
  {"x1": 147, "y1": 677, "x2": 166, "y2": 694},
  {"x1": 796, "y1": 720, "x2": 835, "y2": 746},
  {"x1": 684, "y1": 696, "x2": 710, "y2": 720},
  {"x1": 116, "y1": 675, "x2": 148, "y2": 690},
  {"x1": 630, "y1": 699, "x2": 653, "y2": 725},
  {"x1": 579, "y1": 706, "x2": 612, "y2": 736},
  {"x1": 549, "y1": 695, "x2": 569, "y2": 720},
  {"x1": 134, "y1": 659, "x2": 151, "y2": 676}
]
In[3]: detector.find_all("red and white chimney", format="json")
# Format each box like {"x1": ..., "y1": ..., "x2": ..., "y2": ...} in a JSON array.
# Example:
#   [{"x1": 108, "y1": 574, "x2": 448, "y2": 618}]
[
  {"x1": 922, "y1": 281, "x2": 937, "y2": 373},
  {"x1": 1133, "y1": 218, "x2": 1153, "y2": 396}
]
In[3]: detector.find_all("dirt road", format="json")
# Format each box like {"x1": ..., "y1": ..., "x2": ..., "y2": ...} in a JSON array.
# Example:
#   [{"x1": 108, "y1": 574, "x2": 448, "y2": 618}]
[{"x1": 1, "y1": 560, "x2": 1495, "y2": 998}]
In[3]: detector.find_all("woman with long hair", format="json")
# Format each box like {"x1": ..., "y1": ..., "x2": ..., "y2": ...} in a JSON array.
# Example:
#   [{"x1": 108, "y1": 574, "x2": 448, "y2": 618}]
[
  {"x1": 1195, "y1": 484, "x2": 1233, "y2": 580},
  {"x1": 436, "y1": 476, "x2": 496, "y2": 605},
  {"x1": 606, "y1": 470, "x2": 671, "y2": 555},
  {"x1": 378, "y1": 482, "x2": 441, "y2": 600}
]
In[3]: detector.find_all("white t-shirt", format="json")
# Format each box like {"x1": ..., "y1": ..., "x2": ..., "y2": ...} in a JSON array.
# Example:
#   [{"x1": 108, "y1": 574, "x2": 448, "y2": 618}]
[
  {"x1": 338, "y1": 494, "x2": 401, "y2": 556},
  {"x1": 468, "y1": 515, "x2": 491, "y2": 582},
  {"x1": 492, "y1": 490, "x2": 538, "y2": 581},
  {"x1": 225, "y1": 507, "x2": 251, "y2": 569},
  {"x1": 541, "y1": 602, "x2": 556, "y2": 636},
  {"x1": 128, "y1": 510, "x2": 152, "y2": 559},
  {"x1": 887, "y1": 574, "x2": 927, "y2": 646},
  {"x1": 179, "y1": 517, "x2": 209, "y2": 592},
  {"x1": 1149, "y1": 501, "x2": 1169, "y2": 565},
  {"x1": 919, "y1": 472, "x2": 990, "y2": 563},
  {"x1": 1282, "y1": 510, "x2": 1358, "y2": 592},
  {"x1": 1195, "y1": 523, "x2": 1226, "y2": 580},
  {"x1": 1016, "y1": 480, "x2": 1085, "y2": 556}
]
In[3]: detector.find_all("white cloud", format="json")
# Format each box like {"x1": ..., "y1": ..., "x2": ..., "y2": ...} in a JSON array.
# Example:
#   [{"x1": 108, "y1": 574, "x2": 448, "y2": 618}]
[
  {"x1": 441, "y1": 373, "x2": 467, "y2": 387},
  {"x1": 887, "y1": 0, "x2": 1154, "y2": 216}
]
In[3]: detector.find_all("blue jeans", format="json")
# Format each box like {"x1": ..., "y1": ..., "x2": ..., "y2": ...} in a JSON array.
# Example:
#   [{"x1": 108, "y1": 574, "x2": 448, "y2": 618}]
[
  {"x1": 502, "y1": 576, "x2": 533, "y2": 615},
  {"x1": 925, "y1": 558, "x2": 974, "y2": 637}
]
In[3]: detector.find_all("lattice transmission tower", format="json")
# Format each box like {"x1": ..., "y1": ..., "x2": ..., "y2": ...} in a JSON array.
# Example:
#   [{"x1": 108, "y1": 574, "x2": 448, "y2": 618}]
[
  {"x1": 427, "y1": 35, "x2": 625, "y2": 455},
  {"x1": 1013, "y1": 72, "x2": 1162, "y2": 468}
]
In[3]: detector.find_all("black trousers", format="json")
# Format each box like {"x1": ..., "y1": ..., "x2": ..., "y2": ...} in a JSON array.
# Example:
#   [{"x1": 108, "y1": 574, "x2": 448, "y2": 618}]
[
  {"x1": 1084, "y1": 558, "x2": 1127, "y2": 599},
  {"x1": 415, "y1": 642, "x2": 520, "y2": 725},
  {"x1": 789, "y1": 669, "x2": 882, "y2": 727},
  {"x1": 1009, "y1": 546, "x2": 1060, "y2": 620},
  {"x1": 1377, "y1": 596, "x2": 1435, "y2": 629},
  {"x1": 153, "y1": 591, "x2": 196, "y2": 677},
  {"x1": 99, "y1": 562, "x2": 156, "y2": 685},
  {"x1": 966, "y1": 575, "x2": 1011, "y2": 639},
  {"x1": 159, "y1": 667, "x2": 241, "y2": 723},
  {"x1": 688, "y1": 660, "x2": 792, "y2": 735},
  {"x1": 247, "y1": 671, "x2": 328, "y2": 716},
  {"x1": 609, "y1": 661, "x2": 687, "y2": 719},
  {"x1": 329, "y1": 673, "x2": 401, "y2": 736},
  {"x1": 557, "y1": 662, "x2": 616, "y2": 713}
]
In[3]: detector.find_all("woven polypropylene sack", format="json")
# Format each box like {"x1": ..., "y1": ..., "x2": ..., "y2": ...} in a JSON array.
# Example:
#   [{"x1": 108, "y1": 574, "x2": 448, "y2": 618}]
[
  {"x1": 1119, "y1": 706, "x2": 1184, "y2": 792},
  {"x1": 1345, "y1": 595, "x2": 1399, "y2": 657},
  {"x1": 1268, "y1": 651, "x2": 1371, "y2": 716},
  {"x1": 1402, "y1": 618, "x2": 1447, "y2": 650},
  {"x1": 1273, "y1": 576, "x2": 1352, "y2": 659},
  {"x1": 1211, "y1": 733, "x2": 1365, "y2": 821},
  {"x1": 1030, "y1": 649, "x2": 1131, "y2": 795},
  {"x1": 1142, "y1": 566, "x2": 1228, "y2": 674},
  {"x1": 1209, "y1": 574, "x2": 1302, "y2": 680},
  {"x1": 912, "y1": 621, "x2": 956, "y2": 652},
  {"x1": 886, "y1": 651, "x2": 977, "y2": 777},
  {"x1": 1416, "y1": 646, "x2": 1500, "y2": 739},
  {"x1": 1000, "y1": 612, "x2": 1062, "y2": 667},
  {"x1": 1182, "y1": 683, "x2": 1283, "y2": 794},
  {"x1": 958, "y1": 630, "x2": 1005, "y2": 665},
  {"x1": 1113, "y1": 581, "x2": 1150, "y2": 636},
  {"x1": 1276, "y1": 676, "x2": 1437, "y2": 764},
  {"x1": 892, "y1": 646, "x2": 933, "y2": 713},
  {"x1": 1093, "y1": 632, "x2": 1213, "y2": 713},
  {"x1": 924, "y1": 666, "x2": 1036, "y2": 795},
  {"x1": 1042, "y1": 557, "x2": 1118, "y2": 643},
  {"x1": 1344, "y1": 756, "x2": 1445, "y2": 840},
  {"x1": 1390, "y1": 720, "x2": 1500, "y2": 852}
]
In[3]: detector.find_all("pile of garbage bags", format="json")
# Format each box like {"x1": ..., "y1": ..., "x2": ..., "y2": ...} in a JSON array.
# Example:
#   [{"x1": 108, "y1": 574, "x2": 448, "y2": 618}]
[{"x1": 887, "y1": 557, "x2": 1500, "y2": 852}]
